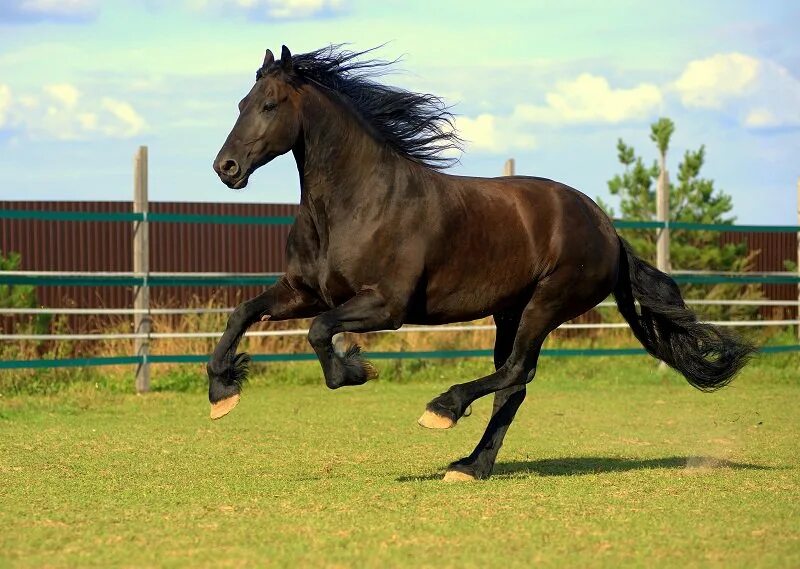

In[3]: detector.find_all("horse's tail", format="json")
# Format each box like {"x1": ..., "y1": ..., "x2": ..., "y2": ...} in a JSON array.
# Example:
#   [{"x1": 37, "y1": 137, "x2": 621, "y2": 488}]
[{"x1": 613, "y1": 238, "x2": 755, "y2": 391}]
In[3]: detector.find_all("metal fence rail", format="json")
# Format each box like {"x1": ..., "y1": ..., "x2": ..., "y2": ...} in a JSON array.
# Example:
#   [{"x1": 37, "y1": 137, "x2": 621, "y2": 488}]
[
  {"x1": 3, "y1": 298, "x2": 799, "y2": 317},
  {"x1": 5, "y1": 319, "x2": 800, "y2": 342},
  {"x1": 0, "y1": 271, "x2": 282, "y2": 287}
]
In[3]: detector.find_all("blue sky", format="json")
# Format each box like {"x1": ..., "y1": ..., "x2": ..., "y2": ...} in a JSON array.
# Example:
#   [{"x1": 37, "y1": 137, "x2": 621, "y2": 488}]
[{"x1": 0, "y1": 0, "x2": 798, "y2": 223}]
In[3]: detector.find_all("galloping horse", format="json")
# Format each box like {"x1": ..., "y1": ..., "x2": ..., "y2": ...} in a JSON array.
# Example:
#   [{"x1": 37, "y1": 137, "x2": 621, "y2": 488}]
[{"x1": 208, "y1": 45, "x2": 753, "y2": 481}]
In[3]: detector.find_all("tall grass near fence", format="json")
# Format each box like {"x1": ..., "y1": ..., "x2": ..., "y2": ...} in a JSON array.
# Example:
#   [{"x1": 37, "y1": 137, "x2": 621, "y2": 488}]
[{"x1": 2, "y1": 294, "x2": 786, "y2": 396}]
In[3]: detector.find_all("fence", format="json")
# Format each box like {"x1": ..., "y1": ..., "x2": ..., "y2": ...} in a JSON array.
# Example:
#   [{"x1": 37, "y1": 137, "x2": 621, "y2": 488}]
[
  {"x1": 2, "y1": 148, "x2": 799, "y2": 391},
  {"x1": 0, "y1": 201, "x2": 296, "y2": 312},
  {"x1": 3, "y1": 208, "x2": 798, "y2": 309}
]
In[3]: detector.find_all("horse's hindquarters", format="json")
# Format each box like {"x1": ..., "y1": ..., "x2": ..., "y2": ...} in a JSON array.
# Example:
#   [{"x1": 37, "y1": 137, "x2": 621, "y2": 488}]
[{"x1": 412, "y1": 177, "x2": 619, "y2": 324}]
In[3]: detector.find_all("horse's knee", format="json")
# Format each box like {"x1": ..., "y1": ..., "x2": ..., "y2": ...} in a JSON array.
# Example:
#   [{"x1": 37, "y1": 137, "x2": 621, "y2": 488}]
[{"x1": 307, "y1": 317, "x2": 331, "y2": 350}]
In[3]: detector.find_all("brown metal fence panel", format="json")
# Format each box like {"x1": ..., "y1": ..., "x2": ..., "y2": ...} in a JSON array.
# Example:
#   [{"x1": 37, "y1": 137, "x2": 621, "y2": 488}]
[
  {"x1": 1, "y1": 203, "x2": 796, "y2": 324},
  {"x1": 146, "y1": 201, "x2": 297, "y2": 307},
  {"x1": 0, "y1": 201, "x2": 299, "y2": 314},
  {"x1": 721, "y1": 231, "x2": 798, "y2": 319},
  {"x1": 1, "y1": 201, "x2": 134, "y2": 312}
]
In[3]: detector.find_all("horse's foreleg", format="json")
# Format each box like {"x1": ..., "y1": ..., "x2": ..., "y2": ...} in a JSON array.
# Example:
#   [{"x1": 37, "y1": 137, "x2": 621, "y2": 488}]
[
  {"x1": 307, "y1": 290, "x2": 404, "y2": 389},
  {"x1": 207, "y1": 278, "x2": 323, "y2": 419}
]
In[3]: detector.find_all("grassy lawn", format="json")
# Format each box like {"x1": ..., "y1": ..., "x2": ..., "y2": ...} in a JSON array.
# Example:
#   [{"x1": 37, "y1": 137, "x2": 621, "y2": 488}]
[{"x1": 1, "y1": 355, "x2": 798, "y2": 568}]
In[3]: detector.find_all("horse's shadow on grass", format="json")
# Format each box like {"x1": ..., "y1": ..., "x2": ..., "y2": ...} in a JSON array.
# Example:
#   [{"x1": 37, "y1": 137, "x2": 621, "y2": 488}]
[{"x1": 397, "y1": 456, "x2": 773, "y2": 482}]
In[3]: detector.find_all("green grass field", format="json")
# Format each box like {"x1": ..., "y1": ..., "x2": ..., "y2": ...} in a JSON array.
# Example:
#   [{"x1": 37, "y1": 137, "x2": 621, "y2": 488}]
[{"x1": 1, "y1": 355, "x2": 798, "y2": 568}]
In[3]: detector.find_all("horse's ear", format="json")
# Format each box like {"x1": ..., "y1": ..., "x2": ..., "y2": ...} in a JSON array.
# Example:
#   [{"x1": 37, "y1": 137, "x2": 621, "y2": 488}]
[
  {"x1": 280, "y1": 45, "x2": 293, "y2": 72},
  {"x1": 263, "y1": 49, "x2": 275, "y2": 68}
]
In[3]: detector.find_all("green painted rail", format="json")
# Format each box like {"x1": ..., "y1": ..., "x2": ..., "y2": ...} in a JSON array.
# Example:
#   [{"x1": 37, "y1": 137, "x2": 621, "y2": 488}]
[
  {"x1": 1, "y1": 273, "x2": 797, "y2": 287},
  {"x1": 612, "y1": 220, "x2": 665, "y2": 230},
  {"x1": 0, "y1": 209, "x2": 295, "y2": 225},
  {"x1": 0, "y1": 210, "x2": 141, "y2": 223},
  {"x1": 0, "y1": 274, "x2": 282, "y2": 287},
  {"x1": 148, "y1": 213, "x2": 295, "y2": 225},
  {"x1": 1, "y1": 345, "x2": 798, "y2": 370},
  {"x1": 668, "y1": 222, "x2": 800, "y2": 233},
  {"x1": 671, "y1": 274, "x2": 800, "y2": 285},
  {"x1": 615, "y1": 219, "x2": 800, "y2": 233},
  {"x1": 2, "y1": 208, "x2": 799, "y2": 232}
]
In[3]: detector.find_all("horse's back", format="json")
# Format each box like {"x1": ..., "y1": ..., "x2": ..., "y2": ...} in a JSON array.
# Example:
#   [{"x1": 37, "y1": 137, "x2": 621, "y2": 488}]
[{"x1": 441, "y1": 173, "x2": 619, "y2": 261}]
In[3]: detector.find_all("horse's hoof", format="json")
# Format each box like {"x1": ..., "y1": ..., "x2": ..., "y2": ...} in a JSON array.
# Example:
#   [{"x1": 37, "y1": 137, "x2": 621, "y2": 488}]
[
  {"x1": 443, "y1": 469, "x2": 477, "y2": 482},
  {"x1": 210, "y1": 394, "x2": 241, "y2": 420},
  {"x1": 417, "y1": 409, "x2": 455, "y2": 430}
]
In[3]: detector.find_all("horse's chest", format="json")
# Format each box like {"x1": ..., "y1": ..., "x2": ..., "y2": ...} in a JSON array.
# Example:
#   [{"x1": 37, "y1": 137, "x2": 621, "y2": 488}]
[
  {"x1": 313, "y1": 263, "x2": 355, "y2": 307},
  {"x1": 288, "y1": 218, "x2": 387, "y2": 308},
  {"x1": 292, "y1": 249, "x2": 359, "y2": 309}
]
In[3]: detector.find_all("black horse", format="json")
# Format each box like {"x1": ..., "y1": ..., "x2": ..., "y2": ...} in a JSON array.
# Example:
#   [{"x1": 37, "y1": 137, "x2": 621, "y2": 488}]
[{"x1": 208, "y1": 45, "x2": 754, "y2": 481}]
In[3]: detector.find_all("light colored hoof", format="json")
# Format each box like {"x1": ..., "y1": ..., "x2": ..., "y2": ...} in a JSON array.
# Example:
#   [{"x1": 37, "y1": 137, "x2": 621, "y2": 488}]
[
  {"x1": 443, "y1": 470, "x2": 477, "y2": 482},
  {"x1": 417, "y1": 409, "x2": 455, "y2": 430},
  {"x1": 210, "y1": 394, "x2": 241, "y2": 420}
]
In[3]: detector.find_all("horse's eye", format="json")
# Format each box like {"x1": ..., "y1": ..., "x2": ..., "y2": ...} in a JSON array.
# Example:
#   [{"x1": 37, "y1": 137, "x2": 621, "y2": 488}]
[{"x1": 263, "y1": 101, "x2": 277, "y2": 112}]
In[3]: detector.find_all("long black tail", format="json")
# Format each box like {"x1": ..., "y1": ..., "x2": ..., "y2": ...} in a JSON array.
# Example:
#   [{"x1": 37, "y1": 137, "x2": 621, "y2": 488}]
[{"x1": 613, "y1": 238, "x2": 755, "y2": 391}]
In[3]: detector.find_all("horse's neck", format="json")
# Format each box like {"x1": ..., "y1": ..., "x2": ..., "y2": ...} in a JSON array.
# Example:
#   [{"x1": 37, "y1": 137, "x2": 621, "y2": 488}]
[{"x1": 294, "y1": 87, "x2": 394, "y2": 216}]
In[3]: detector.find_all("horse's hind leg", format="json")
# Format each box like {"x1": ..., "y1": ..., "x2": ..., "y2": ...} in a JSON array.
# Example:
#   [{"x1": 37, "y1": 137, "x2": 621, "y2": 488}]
[
  {"x1": 445, "y1": 310, "x2": 527, "y2": 481},
  {"x1": 419, "y1": 274, "x2": 578, "y2": 430},
  {"x1": 445, "y1": 386, "x2": 526, "y2": 481}
]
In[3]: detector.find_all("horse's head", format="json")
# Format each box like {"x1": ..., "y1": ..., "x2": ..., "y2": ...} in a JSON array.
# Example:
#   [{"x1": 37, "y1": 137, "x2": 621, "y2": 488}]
[{"x1": 214, "y1": 46, "x2": 302, "y2": 189}]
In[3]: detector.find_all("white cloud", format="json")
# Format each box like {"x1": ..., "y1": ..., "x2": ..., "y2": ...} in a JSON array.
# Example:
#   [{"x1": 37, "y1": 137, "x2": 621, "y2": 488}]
[
  {"x1": 0, "y1": 0, "x2": 98, "y2": 22},
  {"x1": 43, "y1": 83, "x2": 80, "y2": 109},
  {"x1": 20, "y1": 0, "x2": 94, "y2": 15},
  {"x1": 743, "y1": 108, "x2": 777, "y2": 128},
  {"x1": 673, "y1": 53, "x2": 759, "y2": 109},
  {"x1": 452, "y1": 73, "x2": 660, "y2": 154},
  {"x1": 77, "y1": 112, "x2": 97, "y2": 130},
  {"x1": 186, "y1": 0, "x2": 344, "y2": 19},
  {"x1": 99, "y1": 98, "x2": 147, "y2": 137},
  {"x1": 0, "y1": 85, "x2": 11, "y2": 128},
  {"x1": 266, "y1": 0, "x2": 342, "y2": 18},
  {"x1": 673, "y1": 53, "x2": 800, "y2": 129},
  {"x1": 456, "y1": 114, "x2": 537, "y2": 154},
  {"x1": 513, "y1": 74, "x2": 662, "y2": 125},
  {"x1": 0, "y1": 83, "x2": 147, "y2": 140}
]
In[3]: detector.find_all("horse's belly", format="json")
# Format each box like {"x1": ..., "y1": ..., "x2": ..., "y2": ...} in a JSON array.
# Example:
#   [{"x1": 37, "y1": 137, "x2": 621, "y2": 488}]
[{"x1": 407, "y1": 266, "x2": 534, "y2": 324}]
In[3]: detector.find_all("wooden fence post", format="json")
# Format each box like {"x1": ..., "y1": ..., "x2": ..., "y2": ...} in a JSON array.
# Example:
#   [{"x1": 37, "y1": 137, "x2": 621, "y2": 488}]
[
  {"x1": 656, "y1": 153, "x2": 670, "y2": 274},
  {"x1": 133, "y1": 146, "x2": 150, "y2": 393},
  {"x1": 503, "y1": 158, "x2": 515, "y2": 176}
]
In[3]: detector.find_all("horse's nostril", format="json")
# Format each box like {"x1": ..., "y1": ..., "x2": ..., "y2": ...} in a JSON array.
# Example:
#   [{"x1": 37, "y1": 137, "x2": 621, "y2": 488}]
[{"x1": 220, "y1": 159, "x2": 240, "y2": 177}]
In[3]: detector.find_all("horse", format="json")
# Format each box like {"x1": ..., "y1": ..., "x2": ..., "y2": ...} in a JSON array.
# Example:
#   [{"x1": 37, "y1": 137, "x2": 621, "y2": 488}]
[{"x1": 207, "y1": 45, "x2": 754, "y2": 481}]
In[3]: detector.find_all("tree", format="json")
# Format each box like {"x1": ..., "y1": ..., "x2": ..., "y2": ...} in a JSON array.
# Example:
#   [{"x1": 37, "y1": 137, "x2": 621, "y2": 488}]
[
  {"x1": 0, "y1": 251, "x2": 49, "y2": 335},
  {"x1": 599, "y1": 118, "x2": 761, "y2": 320},
  {"x1": 0, "y1": 252, "x2": 36, "y2": 309}
]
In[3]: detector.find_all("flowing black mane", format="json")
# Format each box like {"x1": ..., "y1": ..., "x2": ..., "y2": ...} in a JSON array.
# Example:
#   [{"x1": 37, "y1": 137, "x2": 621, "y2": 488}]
[{"x1": 258, "y1": 45, "x2": 462, "y2": 169}]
